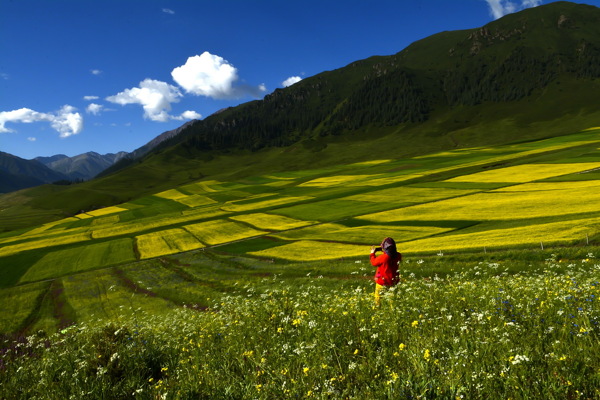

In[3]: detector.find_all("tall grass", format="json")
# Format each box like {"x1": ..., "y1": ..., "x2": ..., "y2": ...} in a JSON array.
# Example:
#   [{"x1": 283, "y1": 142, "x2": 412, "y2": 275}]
[{"x1": 2, "y1": 254, "x2": 598, "y2": 399}]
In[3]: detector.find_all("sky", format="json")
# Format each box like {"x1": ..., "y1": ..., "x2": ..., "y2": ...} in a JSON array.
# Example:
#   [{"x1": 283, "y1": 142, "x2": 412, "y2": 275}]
[{"x1": 1, "y1": 0, "x2": 599, "y2": 160}]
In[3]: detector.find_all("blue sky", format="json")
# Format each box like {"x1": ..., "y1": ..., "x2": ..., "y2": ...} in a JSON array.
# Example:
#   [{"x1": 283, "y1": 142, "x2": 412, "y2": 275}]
[{"x1": 1, "y1": 0, "x2": 597, "y2": 160}]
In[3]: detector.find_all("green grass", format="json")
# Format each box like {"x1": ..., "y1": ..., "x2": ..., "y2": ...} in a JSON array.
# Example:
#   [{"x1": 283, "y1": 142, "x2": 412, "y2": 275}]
[
  {"x1": 0, "y1": 280, "x2": 50, "y2": 333},
  {"x1": 60, "y1": 267, "x2": 176, "y2": 322},
  {"x1": 18, "y1": 238, "x2": 136, "y2": 283},
  {"x1": 1, "y1": 252, "x2": 599, "y2": 399},
  {"x1": 0, "y1": 128, "x2": 599, "y2": 398}
]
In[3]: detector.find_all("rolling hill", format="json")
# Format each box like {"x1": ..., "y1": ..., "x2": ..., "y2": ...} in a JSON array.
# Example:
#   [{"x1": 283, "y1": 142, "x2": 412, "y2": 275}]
[{"x1": 1, "y1": 1, "x2": 599, "y2": 232}]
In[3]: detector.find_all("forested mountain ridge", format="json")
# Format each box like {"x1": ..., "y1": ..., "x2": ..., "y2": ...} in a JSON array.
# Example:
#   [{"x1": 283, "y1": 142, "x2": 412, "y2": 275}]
[{"x1": 142, "y1": 1, "x2": 600, "y2": 157}]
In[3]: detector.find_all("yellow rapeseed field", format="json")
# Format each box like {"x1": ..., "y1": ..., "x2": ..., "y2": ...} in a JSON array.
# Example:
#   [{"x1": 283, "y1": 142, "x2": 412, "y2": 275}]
[
  {"x1": 86, "y1": 206, "x2": 128, "y2": 217},
  {"x1": 299, "y1": 175, "x2": 376, "y2": 187},
  {"x1": 74, "y1": 213, "x2": 94, "y2": 219},
  {"x1": 447, "y1": 163, "x2": 600, "y2": 183},
  {"x1": 349, "y1": 173, "x2": 426, "y2": 187},
  {"x1": 20, "y1": 218, "x2": 78, "y2": 236},
  {"x1": 273, "y1": 223, "x2": 453, "y2": 244},
  {"x1": 400, "y1": 216, "x2": 600, "y2": 253},
  {"x1": 346, "y1": 186, "x2": 477, "y2": 203},
  {"x1": 184, "y1": 220, "x2": 266, "y2": 245},
  {"x1": 358, "y1": 182, "x2": 600, "y2": 222},
  {"x1": 230, "y1": 213, "x2": 315, "y2": 231},
  {"x1": 175, "y1": 195, "x2": 218, "y2": 208},
  {"x1": 221, "y1": 196, "x2": 312, "y2": 212},
  {"x1": 0, "y1": 218, "x2": 78, "y2": 246},
  {"x1": 136, "y1": 228, "x2": 204, "y2": 259},
  {"x1": 0, "y1": 232, "x2": 91, "y2": 258},
  {"x1": 91, "y1": 214, "x2": 121, "y2": 226},
  {"x1": 492, "y1": 180, "x2": 600, "y2": 192},
  {"x1": 348, "y1": 159, "x2": 392, "y2": 167},
  {"x1": 154, "y1": 189, "x2": 189, "y2": 200},
  {"x1": 92, "y1": 208, "x2": 229, "y2": 239},
  {"x1": 248, "y1": 240, "x2": 365, "y2": 261}
]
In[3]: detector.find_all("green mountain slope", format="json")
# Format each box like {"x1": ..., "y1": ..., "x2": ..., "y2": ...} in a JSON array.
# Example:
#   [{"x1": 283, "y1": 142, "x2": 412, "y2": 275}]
[{"x1": 1, "y1": 1, "x2": 599, "y2": 232}]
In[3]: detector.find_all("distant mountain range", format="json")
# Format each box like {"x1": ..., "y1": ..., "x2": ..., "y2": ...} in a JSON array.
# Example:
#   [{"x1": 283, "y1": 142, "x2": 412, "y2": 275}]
[
  {"x1": 0, "y1": 152, "x2": 68, "y2": 193},
  {"x1": 34, "y1": 152, "x2": 127, "y2": 181},
  {"x1": 0, "y1": 122, "x2": 193, "y2": 193}
]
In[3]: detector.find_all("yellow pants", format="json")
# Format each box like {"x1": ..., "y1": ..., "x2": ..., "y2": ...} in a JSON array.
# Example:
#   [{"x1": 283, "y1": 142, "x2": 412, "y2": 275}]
[{"x1": 374, "y1": 284, "x2": 389, "y2": 307}]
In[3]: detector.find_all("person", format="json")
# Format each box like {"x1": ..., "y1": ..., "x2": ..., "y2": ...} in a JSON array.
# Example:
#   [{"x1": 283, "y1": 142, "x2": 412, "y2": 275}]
[{"x1": 370, "y1": 237, "x2": 402, "y2": 306}]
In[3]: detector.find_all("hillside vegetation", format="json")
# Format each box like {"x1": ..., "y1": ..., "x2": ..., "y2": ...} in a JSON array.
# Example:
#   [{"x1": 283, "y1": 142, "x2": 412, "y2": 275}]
[
  {"x1": 1, "y1": 3, "x2": 600, "y2": 398},
  {"x1": 1, "y1": 127, "x2": 599, "y2": 329},
  {"x1": 1, "y1": 126, "x2": 600, "y2": 398},
  {"x1": 2, "y1": 2, "x2": 600, "y2": 231}
]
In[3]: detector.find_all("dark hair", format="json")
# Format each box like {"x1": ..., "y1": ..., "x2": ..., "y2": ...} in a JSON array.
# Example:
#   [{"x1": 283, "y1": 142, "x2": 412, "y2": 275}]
[{"x1": 381, "y1": 237, "x2": 397, "y2": 257}]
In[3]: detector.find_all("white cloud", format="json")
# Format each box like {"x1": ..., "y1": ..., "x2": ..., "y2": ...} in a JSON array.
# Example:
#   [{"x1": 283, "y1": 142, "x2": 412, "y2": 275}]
[
  {"x1": 180, "y1": 110, "x2": 202, "y2": 120},
  {"x1": 0, "y1": 105, "x2": 83, "y2": 137},
  {"x1": 86, "y1": 103, "x2": 104, "y2": 115},
  {"x1": 51, "y1": 105, "x2": 84, "y2": 138},
  {"x1": 83, "y1": 95, "x2": 99, "y2": 101},
  {"x1": 282, "y1": 76, "x2": 302, "y2": 87},
  {"x1": 171, "y1": 51, "x2": 265, "y2": 99},
  {"x1": 27, "y1": 137, "x2": 36, "y2": 142},
  {"x1": 162, "y1": 8, "x2": 175, "y2": 14},
  {"x1": 485, "y1": 0, "x2": 542, "y2": 19},
  {"x1": 106, "y1": 78, "x2": 182, "y2": 122},
  {"x1": 90, "y1": 69, "x2": 102, "y2": 75},
  {"x1": 171, "y1": 110, "x2": 202, "y2": 121}
]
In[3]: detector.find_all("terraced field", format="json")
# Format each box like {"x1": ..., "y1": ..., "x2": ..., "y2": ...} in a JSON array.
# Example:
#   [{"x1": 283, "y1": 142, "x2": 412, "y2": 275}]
[{"x1": 1, "y1": 128, "x2": 600, "y2": 335}]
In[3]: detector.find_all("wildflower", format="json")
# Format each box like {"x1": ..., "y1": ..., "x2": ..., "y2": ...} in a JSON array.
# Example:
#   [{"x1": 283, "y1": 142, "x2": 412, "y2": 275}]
[
  {"x1": 411, "y1": 320, "x2": 419, "y2": 328},
  {"x1": 303, "y1": 367, "x2": 310, "y2": 375},
  {"x1": 399, "y1": 343, "x2": 406, "y2": 351},
  {"x1": 354, "y1": 349, "x2": 359, "y2": 355},
  {"x1": 424, "y1": 349, "x2": 431, "y2": 361}
]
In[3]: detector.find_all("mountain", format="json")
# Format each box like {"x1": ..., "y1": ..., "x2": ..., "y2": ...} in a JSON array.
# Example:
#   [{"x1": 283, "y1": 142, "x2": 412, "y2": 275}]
[
  {"x1": 1, "y1": 1, "x2": 599, "y2": 230},
  {"x1": 32, "y1": 121, "x2": 191, "y2": 183},
  {"x1": 36, "y1": 151, "x2": 128, "y2": 181},
  {"x1": 0, "y1": 152, "x2": 68, "y2": 193},
  {"x1": 148, "y1": 1, "x2": 599, "y2": 158},
  {"x1": 97, "y1": 120, "x2": 197, "y2": 178}
]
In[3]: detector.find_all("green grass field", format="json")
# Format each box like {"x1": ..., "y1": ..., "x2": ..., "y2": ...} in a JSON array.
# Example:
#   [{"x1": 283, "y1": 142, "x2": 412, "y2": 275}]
[{"x1": 0, "y1": 129, "x2": 599, "y2": 399}]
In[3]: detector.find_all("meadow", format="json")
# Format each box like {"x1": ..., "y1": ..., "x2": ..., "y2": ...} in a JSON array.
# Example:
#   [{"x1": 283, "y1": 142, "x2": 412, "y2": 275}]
[
  {"x1": 1, "y1": 251, "x2": 599, "y2": 399},
  {"x1": 0, "y1": 129, "x2": 599, "y2": 398}
]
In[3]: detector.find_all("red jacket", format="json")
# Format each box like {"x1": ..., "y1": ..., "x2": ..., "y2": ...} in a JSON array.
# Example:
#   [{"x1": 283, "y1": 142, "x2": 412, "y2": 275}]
[{"x1": 370, "y1": 252, "x2": 402, "y2": 286}]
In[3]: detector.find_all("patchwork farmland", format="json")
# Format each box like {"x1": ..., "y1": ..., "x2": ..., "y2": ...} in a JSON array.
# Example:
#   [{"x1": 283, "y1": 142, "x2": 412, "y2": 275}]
[
  {"x1": 1, "y1": 129, "x2": 599, "y2": 335},
  {"x1": 1, "y1": 129, "x2": 600, "y2": 399}
]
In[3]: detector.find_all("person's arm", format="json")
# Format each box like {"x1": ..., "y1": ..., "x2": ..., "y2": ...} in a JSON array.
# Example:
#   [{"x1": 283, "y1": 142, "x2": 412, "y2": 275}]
[{"x1": 370, "y1": 246, "x2": 384, "y2": 266}]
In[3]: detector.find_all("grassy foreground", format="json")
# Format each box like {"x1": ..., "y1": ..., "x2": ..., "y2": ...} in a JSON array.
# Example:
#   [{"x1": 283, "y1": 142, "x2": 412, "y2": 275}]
[{"x1": 1, "y1": 249, "x2": 599, "y2": 399}]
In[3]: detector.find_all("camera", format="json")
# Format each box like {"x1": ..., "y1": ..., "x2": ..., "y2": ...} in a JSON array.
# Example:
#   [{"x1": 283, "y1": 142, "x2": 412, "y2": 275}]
[{"x1": 374, "y1": 247, "x2": 382, "y2": 252}]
